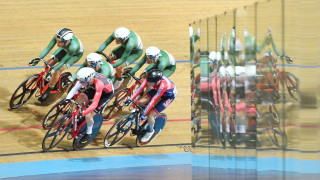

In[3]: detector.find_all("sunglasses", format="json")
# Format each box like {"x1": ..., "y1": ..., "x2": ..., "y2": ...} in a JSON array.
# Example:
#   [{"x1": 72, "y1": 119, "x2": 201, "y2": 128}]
[
  {"x1": 147, "y1": 55, "x2": 157, "y2": 60},
  {"x1": 87, "y1": 61, "x2": 99, "y2": 68}
]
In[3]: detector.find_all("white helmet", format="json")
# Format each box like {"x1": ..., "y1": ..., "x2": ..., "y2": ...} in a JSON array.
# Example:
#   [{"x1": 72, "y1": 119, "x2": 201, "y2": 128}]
[
  {"x1": 56, "y1": 28, "x2": 73, "y2": 43},
  {"x1": 209, "y1": 51, "x2": 216, "y2": 62},
  {"x1": 246, "y1": 65, "x2": 256, "y2": 77},
  {"x1": 189, "y1": 25, "x2": 194, "y2": 38},
  {"x1": 77, "y1": 67, "x2": 96, "y2": 83},
  {"x1": 113, "y1": 27, "x2": 130, "y2": 42},
  {"x1": 219, "y1": 66, "x2": 227, "y2": 77},
  {"x1": 86, "y1": 53, "x2": 103, "y2": 68},
  {"x1": 235, "y1": 39, "x2": 243, "y2": 51},
  {"x1": 224, "y1": 51, "x2": 229, "y2": 60},
  {"x1": 145, "y1": 46, "x2": 161, "y2": 60},
  {"x1": 235, "y1": 66, "x2": 246, "y2": 77},
  {"x1": 226, "y1": 66, "x2": 235, "y2": 78}
]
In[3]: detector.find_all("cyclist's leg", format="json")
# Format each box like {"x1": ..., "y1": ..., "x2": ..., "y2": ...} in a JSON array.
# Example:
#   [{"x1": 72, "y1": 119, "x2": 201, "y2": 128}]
[{"x1": 162, "y1": 65, "x2": 176, "y2": 78}]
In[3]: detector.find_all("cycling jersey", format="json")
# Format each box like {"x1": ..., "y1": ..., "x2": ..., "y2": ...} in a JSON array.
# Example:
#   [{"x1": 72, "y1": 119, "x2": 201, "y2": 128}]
[
  {"x1": 39, "y1": 35, "x2": 84, "y2": 71},
  {"x1": 71, "y1": 60, "x2": 115, "y2": 82},
  {"x1": 130, "y1": 50, "x2": 176, "y2": 78},
  {"x1": 130, "y1": 77, "x2": 177, "y2": 115},
  {"x1": 97, "y1": 31, "x2": 143, "y2": 68},
  {"x1": 66, "y1": 73, "x2": 114, "y2": 116}
]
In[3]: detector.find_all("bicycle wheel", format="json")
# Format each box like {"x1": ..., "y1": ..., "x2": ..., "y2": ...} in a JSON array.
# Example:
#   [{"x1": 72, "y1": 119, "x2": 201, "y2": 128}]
[
  {"x1": 73, "y1": 114, "x2": 103, "y2": 150},
  {"x1": 42, "y1": 114, "x2": 72, "y2": 151},
  {"x1": 104, "y1": 114, "x2": 134, "y2": 147},
  {"x1": 285, "y1": 72, "x2": 301, "y2": 102},
  {"x1": 264, "y1": 109, "x2": 287, "y2": 148},
  {"x1": 9, "y1": 74, "x2": 40, "y2": 109},
  {"x1": 42, "y1": 98, "x2": 72, "y2": 130},
  {"x1": 41, "y1": 72, "x2": 71, "y2": 106},
  {"x1": 102, "y1": 88, "x2": 130, "y2": 121}
]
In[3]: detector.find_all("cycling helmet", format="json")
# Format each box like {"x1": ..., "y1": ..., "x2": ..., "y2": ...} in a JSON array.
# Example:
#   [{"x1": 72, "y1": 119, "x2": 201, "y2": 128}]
[
  {"x1": 55, "y1": 28, "x2": 73, "y2": 43},
  {"x1": 113, "y1": 27, "x2": 130, "y2": 42},
  {"x1": 226, "y1": 65, "x2": 235, "y2": 78},
  {"x1": 219, "y1": 66, "x2": 227, "y2": 77},
  {"x1": 246, "y1": 65, "x2": 256, "y2": 77},
  {"x1": 235, "y1": 66, "x2": 246, "y2": 77},
  {"x1": 145, "y1": 46, "x2": 161, "y2": 60},
  {"x1": 77, "y1": 67, "x2": 96, "y2": 83},
  {"x1": 209, "y1": 51, "x2": 216, "y2": 64},
  {"x1": 146, "y1": 69, "x2": 163, "y2": 83},
  {"x1": 86, "y1": 53, "x2": 103, "y2": 68}
]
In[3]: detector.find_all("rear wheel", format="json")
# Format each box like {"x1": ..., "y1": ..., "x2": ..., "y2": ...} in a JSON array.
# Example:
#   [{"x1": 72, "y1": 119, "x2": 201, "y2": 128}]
[
  {"x1": 102, "y1": 88, "x2": 130, "y2": 121},
  {"x1": 42, "y1": 115, "x2": 72, "y2": 151},
  {"x1": 104, "y1": 114, "x2": 134, "y2": 147},
  {"x1": 9, "y1": 74, "x2": 40, "y2": 109}
]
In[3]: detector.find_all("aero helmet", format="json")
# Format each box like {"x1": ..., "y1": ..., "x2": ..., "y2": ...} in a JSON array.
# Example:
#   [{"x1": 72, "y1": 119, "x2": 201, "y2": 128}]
[
  {"x1": 86, "y1": 53, "x2": 103, "y2": 68},
  {"x1": 145, "y1": 46, "x2": 161, "y2": 60},
  {"x1": 56, "y1": 28, "x2": 73, "y2": 43},
  {"x1": 146, "y1": 69, "x2": 163, "y2": 83},
  {"x1": 77, "y1": 67, "x2": 96, "y2": 83},
  {"x1": 113, "y1": 27, "x2": 130, "y2": 42}
]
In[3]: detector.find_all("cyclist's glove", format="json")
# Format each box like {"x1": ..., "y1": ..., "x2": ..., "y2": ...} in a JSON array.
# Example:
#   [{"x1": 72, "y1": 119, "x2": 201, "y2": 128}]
[
  {"x1": 124, "y1": 99, "x2": 132, "y2": 106},
  {"x1": 140, "y1": 114, "x2": 146, "y2": 121},
  {"x1": 29, "y1": 58, "x2": 40, "y2": 66}
]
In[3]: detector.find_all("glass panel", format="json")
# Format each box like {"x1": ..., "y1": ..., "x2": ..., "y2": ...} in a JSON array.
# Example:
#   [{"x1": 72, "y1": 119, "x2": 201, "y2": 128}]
[{"x1": 256, "y1": 0, "x2": 285, "y2": 179}]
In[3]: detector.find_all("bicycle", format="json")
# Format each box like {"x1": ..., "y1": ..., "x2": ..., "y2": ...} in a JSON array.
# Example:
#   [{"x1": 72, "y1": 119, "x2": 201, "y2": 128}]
[
  {"x1": 102, "y1": 71, "x2": 141, "y2": 121},
  {"x1": 104, "y1": 100, "x2": 167, "y2": 147},
  {"x1": 41, "y1": 85, "x2": 90, "y2": 130},
  {"x1": 9, "y1": 58, "x2": 71, "y2": 109},
  {"x1": 42, "y1": 99, "x2": 103, "y2": 151},
  {"x1": 256, "y1": 55, "x2": 301, "y2": 103}
]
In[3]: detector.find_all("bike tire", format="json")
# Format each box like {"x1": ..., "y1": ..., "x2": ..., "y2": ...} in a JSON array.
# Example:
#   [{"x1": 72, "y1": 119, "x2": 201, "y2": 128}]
[
  {"x1": 265, "y1": 107, "x2": 287, "y2": 148},
  {"x1": 73, "y1": 114, "x2": 104, "y2": 150},
  {"x1": 285, "y1": 72, "x2": 301, "y2": 102},
  {"x1": 104, "y1": 114, "x2": 134, "y2": 147},
  {"x1": 42, "y1": 98, "x2": 72, "y2": 130},
  {"x1": 9, "y1": 74, "x2": 40, "y2": 109},
  {"x1": 101, "y1": 88, "x2": 130, "y2": 121},
  {"x1": 42, "y1": 114, "x2": 72, "y2": 151}
]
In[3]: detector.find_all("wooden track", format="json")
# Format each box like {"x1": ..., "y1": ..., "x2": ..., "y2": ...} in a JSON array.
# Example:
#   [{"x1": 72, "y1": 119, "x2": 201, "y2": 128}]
[{"x1": 4, "y1": 0, "x2": 318, "y2": 166}]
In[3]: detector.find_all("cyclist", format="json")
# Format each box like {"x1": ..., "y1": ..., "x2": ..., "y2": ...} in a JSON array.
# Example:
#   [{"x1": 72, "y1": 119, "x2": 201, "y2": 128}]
[
  {"x1": 29, "y1": 28, "x2": 84, "y2": 102},
  {"x1": 124, "y1": 69, "x2": 177, "y2": 142},
  {"x1": 63, "y1": 67, "x2": 114, "y2": 144},
  {"x1": 96, "y1": 27, "x2": 143, "y2": 89},
  {"x1": 68, "y1": 52, "x2": 115, "y2": 83},
  {"x1": 130, "y1": 46, "x2": 176, "y2": 80}
]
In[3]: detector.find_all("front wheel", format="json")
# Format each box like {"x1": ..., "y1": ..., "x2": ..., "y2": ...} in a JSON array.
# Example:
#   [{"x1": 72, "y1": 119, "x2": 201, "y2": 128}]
[
  {"x1": 9, "y1": 74, "x2": 40, "y2": 109},
  {"x1": 104, "y1": 114, "x2": 134, "y2": 147},
  {"x1": 101, "y1": 88, "x2": 130, "y2": 121},
  {"x1": 42, "y1": 98, "x2": 72, "y2": 130},
  {"x1": 42, "y1": 114, "x2": 72, "y2": 151},
  {"x1": 285, "y1": 72, "x2": 301, "y2": 102}
]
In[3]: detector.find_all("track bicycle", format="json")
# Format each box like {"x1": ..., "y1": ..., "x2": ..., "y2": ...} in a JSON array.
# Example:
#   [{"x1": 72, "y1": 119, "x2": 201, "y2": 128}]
[
  {"x1": 102, "y1": 71, "x2": 142, "y2": 121},
  {"x1": 104, "y1": 100, "x2": 167, "y2": 147},
  {"x1": 9, "y1": 58, "x2": 70, "y2": 109},
  {"x1": 42, "y1": 99, "x2": 103, "y2": 151}
]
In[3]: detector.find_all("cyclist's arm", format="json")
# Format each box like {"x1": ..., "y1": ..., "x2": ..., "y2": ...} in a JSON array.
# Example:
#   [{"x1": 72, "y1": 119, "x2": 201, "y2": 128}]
[
  {"x1": 82, "y1": 79, "x2": 104, "y2": 116},
  {"x1": 112, "y1": 41, "x2": 134, "y2": 68},
  {"x1": 66, "y1": 81, "x2": 82, "y2": 99},
  {"x1": 130, "y1": 79, "x2": 147, "y2": 101},
  {"x1": 157, "y1": 58, "x2": 170, "y2": 72},
  {"x1": 99, "y1": 62, "x2": 113, "y2": 80},
  {"x1": 130, "y1": 55, "x2": 147, "y2": 74},
  {"x1": 39, "y1": 37, "x2": 56, "y2": 59},
  {"x1": 97, "y1": 34, "x2": 114, "y2": 52},
  {"x1": 144, "y1": 83, "x2": 167, "y2": 115},
  {"x1": 71, "y1": 61, "x2": 87, "y2": 80}
]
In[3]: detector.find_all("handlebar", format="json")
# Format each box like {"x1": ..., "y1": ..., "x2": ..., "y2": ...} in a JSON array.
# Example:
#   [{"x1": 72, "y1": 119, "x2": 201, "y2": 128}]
[
  {"x1": 275, "y1": 55, "x2": 293, "y2": 64},
  {"x1": 95, "y1": 51, "x2": 112, "y2": 63},
  {"x1": 125, "y1": 71, "x2": 142, "y2": 85},
  {"x1": 30, "y1": 58, "x2": 52, "y2": 69}
]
